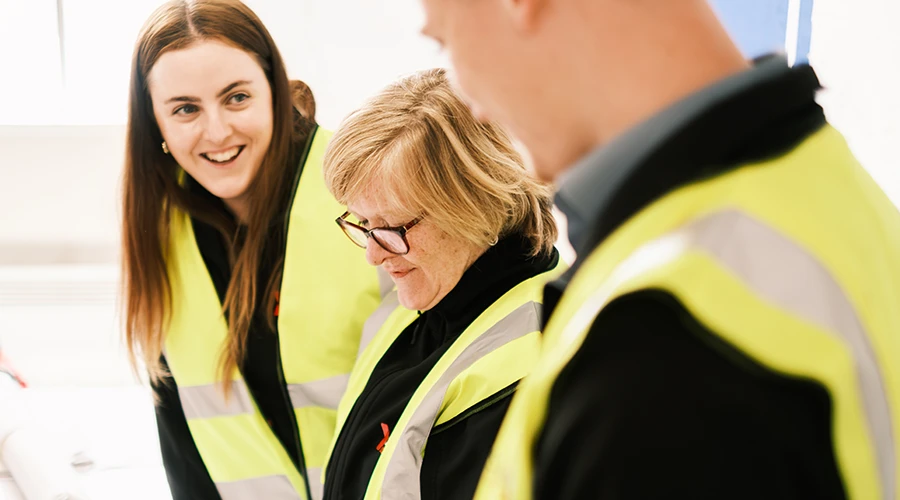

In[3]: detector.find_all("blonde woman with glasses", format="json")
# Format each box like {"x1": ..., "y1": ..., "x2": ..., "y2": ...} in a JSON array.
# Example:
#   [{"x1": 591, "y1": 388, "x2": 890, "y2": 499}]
[{"x1": 319, "y1": 68, "x2": 562, "y2": 500}]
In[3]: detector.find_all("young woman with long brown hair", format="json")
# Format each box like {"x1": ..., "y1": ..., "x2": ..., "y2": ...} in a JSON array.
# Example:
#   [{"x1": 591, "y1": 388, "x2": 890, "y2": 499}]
[{"x1": 121, "y1": 1, "x2": 383, "y2": 499}]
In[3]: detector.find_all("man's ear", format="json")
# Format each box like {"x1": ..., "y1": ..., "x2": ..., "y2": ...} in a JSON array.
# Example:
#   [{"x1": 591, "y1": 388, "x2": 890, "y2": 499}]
[{"x1": 502, "y1": 0, "x2": 547, "y2": 33}]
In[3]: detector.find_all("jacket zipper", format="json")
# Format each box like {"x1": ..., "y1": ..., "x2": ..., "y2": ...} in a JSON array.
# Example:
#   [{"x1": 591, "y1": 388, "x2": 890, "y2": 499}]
[
  {"x1": 322, "y1": 367, "x2": 404, "y2": 499},
  {"x1": 430, "y1": 382, "x2": 518, "y2": 436}
]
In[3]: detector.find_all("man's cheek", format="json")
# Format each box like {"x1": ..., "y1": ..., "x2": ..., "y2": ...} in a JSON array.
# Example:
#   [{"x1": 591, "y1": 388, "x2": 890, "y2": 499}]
[{"x1": 445, "y1": 67, "x2": 486, "y2": 119}]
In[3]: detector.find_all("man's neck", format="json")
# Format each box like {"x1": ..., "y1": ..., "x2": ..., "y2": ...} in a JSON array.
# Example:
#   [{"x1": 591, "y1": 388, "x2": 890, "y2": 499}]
[{"x1": 541, "y1": 2, "x2": 750, "y2": 182}]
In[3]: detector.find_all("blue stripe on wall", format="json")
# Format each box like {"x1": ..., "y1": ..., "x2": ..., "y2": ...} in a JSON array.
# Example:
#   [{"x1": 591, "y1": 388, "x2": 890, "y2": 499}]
[
  {"x1": 709, "y1": 0, "x2": 788, "y2": 59},
  {"x1": 794, "y1": 0, "x2": 813, "y2": 64},
  {"x1": 707, "y1": 0, "x2": 813, "y2": 65}
]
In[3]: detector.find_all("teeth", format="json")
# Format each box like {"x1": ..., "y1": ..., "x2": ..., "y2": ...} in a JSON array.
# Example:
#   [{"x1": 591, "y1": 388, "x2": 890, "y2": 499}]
[{"x1": 205, "y1": 146, "x2": 241, "y2": 163}]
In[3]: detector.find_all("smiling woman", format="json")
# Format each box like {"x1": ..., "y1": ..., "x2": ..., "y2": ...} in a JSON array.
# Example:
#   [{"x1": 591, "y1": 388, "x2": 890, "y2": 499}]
[
  {"x1": 119, "y1": 1, "x2": 384, "y2": 500},
  {"x1": 148, "y1": 41, "x2": 274, "y2": 220}
]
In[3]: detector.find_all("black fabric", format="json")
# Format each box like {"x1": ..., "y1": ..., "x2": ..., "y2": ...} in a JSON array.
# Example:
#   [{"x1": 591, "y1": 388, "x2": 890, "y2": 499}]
[
  {"x1": 323, "y1": 235, "x2": 559, "y2": 500},
  {"x1": 153, "y1": 358, "x2": 221, "y2": 500},
  {"x1": 422, "y1": 383, "x2": 517, "y2": 499},
  {"x1": 535, "y1": 64, "x2": 846, "y2": 498},
  {"x1": 535, "y1": 292, "x2": 846, "y2": 500},
  {"x1": 153, "y1": 128, "x2": 313, "y2": 500}
]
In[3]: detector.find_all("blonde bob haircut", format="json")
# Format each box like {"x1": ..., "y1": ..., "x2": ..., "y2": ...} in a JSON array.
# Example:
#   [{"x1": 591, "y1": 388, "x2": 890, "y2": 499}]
[{"x1": 323, "y1": 68, "x2": 557, "y2": 256}]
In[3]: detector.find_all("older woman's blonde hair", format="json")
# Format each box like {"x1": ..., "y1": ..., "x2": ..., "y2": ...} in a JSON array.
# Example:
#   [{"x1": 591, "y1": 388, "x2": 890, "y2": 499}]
[{"x1": 323, "y1": 68, "x2": 557, "y2": 256}]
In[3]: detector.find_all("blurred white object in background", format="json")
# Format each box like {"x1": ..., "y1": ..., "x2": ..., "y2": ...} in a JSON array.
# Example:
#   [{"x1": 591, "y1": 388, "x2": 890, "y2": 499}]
[
  {"x1": 0, "y1": 266, "x2": 170, "y2": 499},
  {"x1": 0, "y1": 371, "x2": 27, "y2": 447},
  {"x1": 0, "y1": 372, "x2": 89, "y2": 500}
]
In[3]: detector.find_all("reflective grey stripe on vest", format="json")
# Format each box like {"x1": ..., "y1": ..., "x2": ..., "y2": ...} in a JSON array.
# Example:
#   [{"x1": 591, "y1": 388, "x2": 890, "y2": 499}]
[
  {"x1": 380, "y1": 300, "x2": 541, "y2": 499},
  {"x1": 306, "y1": 467, "x2": 323, "y2": 500},
  {"x1": 287, "y1": 374, "x2": 350, "y2": 411},
  {"x1": 216, "y1": 475, "x2": 302, "y2": 500},
  {"x1": 686, "y1": 209, "x2": 895, "y2": 499},
  {"x1": 358, "y1": 289, "x2": 401, "y2": 358},
  {"x1": 569, "y1": 208, "x2": 895, "y2": 499},
  {"x1": 180, "y1": 375, "x2": 350, "y2": 419},
  {"x1": 179, "y1": 380, "x2": 255, "y2": 420}
]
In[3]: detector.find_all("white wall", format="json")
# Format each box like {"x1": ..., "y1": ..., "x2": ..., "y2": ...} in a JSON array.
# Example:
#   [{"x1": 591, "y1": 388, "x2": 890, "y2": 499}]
[
  {"x1": 245, "y1": 0, "x2": 449, "y2": 131},
  {"x1": 809, "y1": 0, "x2": 900, "y2": 206},
  {"x1": 0, "y1": 126, "x2": 124, "y2": 264}
]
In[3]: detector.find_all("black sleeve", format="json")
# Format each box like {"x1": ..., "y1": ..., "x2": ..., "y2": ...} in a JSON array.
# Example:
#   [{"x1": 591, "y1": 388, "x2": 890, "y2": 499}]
[
  {"x1": 421, "y1": 387, "x2": 517, "y2": 500},
  {"x1": 153, "y1": 356, "x2": 222, "y2": 500},
  {"x1": 534, "y1": 291, "x2": 847, "y2": 500}
]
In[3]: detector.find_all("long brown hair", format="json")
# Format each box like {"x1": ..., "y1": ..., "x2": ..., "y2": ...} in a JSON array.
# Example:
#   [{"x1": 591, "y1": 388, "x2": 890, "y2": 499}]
[{"x1": 121, "y1": 0, "x2": 316, "y2": 392}]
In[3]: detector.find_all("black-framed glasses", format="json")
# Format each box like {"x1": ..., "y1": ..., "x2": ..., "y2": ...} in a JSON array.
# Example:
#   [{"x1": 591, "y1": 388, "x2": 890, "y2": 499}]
[{"x1": 336, "y1": 211, "x2": 423, "y2": 255}]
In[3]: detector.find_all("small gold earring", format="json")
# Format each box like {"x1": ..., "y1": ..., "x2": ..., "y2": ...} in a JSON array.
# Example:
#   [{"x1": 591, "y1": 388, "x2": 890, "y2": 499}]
[
  {"x1": 161, "y1": 141, "x2": 170, "y2": 154},
  {"x1": 489, "y1": 235, "x2": 499, "y2": 246}
]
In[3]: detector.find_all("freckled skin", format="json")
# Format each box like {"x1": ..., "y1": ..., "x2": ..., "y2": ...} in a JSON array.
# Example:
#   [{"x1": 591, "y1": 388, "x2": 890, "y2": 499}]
[{"x1": 349, "y1": 188, "x2": 487, "y2": 311}]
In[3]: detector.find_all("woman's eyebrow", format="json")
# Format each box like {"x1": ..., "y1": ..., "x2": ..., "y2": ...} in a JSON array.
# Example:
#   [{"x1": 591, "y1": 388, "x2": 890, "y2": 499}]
[{"x1": 163, "y1": 80, "x2": 252, "y2": 104}]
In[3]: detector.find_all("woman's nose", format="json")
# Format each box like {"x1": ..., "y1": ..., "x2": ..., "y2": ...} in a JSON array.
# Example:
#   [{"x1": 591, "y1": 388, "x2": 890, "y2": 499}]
[
  {"x1": 365, "y1": 239, "x2": 391, "y2": 267},
  {"x1": 204, "y1": 109, "x2": 233, "y2": 144}
]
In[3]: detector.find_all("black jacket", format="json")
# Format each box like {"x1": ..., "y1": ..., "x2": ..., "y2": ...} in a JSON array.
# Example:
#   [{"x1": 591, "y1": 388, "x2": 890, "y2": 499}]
[
  {"x1": 534, "y1": 63, "x2": 847, "y2": 498},
  {"x1": 323, "y1": 235, "x2": 559, "y2": 500}
]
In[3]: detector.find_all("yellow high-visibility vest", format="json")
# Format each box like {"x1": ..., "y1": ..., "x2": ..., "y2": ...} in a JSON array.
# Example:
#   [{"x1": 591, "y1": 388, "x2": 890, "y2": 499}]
[
  {"x1": 324, "y1": 263, "x2": 563, "y2": 500},
  {"x1": 476, "y1": 125, "x2": 900, "y2": 500},
  {"x1": 165, "y1": 127, "x2": 383, "y2": 500}
]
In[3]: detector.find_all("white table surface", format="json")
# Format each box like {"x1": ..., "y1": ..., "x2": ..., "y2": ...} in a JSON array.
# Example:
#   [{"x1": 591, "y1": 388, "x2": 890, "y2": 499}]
[{"x1": 0, "y1": 387, "x2": 171, "y2": 500}]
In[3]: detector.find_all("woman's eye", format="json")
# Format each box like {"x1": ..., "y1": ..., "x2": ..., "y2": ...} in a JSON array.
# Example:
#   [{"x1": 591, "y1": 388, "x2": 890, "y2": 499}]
[
  {"x1": 173, "y1": 104, "x2": 198, "y2": 116},
  {"x1": 229, "y1": 93, "x2": 250, "y2": 104}
]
